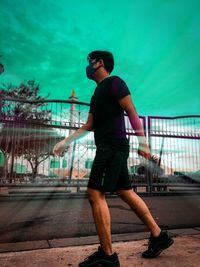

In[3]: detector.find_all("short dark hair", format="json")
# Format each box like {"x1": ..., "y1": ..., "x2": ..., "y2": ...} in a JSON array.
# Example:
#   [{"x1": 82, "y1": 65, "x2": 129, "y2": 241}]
[{"x1": 87, "y1": 50, "x2": 114, "y2": 74}]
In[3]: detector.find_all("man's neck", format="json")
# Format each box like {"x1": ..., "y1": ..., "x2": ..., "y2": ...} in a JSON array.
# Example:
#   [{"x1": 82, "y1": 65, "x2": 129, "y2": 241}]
[{"x1": 95, "y1": 73, "x2": 109, "y2": 84}]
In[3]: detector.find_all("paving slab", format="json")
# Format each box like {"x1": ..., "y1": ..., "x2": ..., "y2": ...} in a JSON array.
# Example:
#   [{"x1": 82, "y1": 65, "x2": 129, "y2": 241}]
[
  {"x1": 49, "y1": 232, "x2": 149, "y2": 248},
  {"x1": 0, "y1": 240, "x2": 49, "y2": 253}
]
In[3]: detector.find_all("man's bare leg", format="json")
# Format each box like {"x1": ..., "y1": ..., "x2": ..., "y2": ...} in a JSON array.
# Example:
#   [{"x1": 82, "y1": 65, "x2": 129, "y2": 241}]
[
  {"x1": 117, "y1": 189, "x2": 161, "y2": 237},
  {"x1": 87, "y1": 188, "x2": 113, "y2": 255}
]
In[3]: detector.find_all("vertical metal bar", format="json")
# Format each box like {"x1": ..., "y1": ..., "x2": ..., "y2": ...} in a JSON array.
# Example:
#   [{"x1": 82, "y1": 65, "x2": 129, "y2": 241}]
[
  {"x1": 69, "y1": 141, "x2": 76, "y2": 183},
  {"x1": 147, "y1": 116, "x2": 152, "y2": 195}
]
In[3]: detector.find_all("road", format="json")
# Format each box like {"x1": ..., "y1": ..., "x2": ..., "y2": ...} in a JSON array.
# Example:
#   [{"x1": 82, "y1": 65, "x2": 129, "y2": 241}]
[{"x1": 0, "y1": 194, "x2": 200, "y2": 243}]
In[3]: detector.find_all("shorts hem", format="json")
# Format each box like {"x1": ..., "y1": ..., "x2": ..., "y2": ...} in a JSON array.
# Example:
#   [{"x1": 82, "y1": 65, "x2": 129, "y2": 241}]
[{"x1": 87, "y1": 185, "x2": 133, "y2": 194}]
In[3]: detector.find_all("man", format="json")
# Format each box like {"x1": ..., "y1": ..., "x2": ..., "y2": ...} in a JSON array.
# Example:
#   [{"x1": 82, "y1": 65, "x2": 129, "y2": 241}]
[{"x1": 53, "y1": 51, "x2": 174, "y2": 267}]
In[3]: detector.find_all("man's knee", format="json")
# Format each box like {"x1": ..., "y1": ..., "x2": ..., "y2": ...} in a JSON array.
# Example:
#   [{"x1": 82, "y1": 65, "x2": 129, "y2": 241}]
[
  {"x1": 87, "y1": 188, "x2": 105, "y2": 205},
  {"x1": 116, "y1": 189, "x2": 137, "y2": 203},
  {"x1": 116, "y1": 189, "x2": 132, "y2": 197}
]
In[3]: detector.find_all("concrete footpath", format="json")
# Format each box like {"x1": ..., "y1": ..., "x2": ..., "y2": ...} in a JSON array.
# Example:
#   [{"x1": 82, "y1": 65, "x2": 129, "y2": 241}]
[{"x1": 0, "y1": 228, "x2": 200, "y2": 267}]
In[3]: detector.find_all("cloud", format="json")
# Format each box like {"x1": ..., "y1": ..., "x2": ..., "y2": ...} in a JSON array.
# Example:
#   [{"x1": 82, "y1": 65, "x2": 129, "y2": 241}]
[{"x1": 0, "y1": 0, "x2": 199, "y2": 115}]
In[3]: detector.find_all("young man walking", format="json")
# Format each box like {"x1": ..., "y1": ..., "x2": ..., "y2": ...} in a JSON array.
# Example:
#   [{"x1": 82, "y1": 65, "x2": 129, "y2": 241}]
[{"x1": 53, "y1": 51, "x2": 174, "y2": 267}]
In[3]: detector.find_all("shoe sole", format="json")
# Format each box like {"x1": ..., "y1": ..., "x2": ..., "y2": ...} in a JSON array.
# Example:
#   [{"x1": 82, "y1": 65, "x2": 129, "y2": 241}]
[
  {"x1": 79, "y1": 264, "x2": 120, "y2": 267},
  {"x1": 79, "y1": 260, "x2": 120, "y2": 267},
  {"x1": 142, "y1": 238, "x2": 174, "y2": 259}
]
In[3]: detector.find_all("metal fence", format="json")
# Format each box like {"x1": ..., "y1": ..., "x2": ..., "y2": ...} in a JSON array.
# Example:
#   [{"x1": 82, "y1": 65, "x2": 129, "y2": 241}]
[
  {"x1": 146, "y1": 116, "x2": 200, "y2": 193},
  {"x1": 0, "y1": 97, "x2": 200, "y2": 194}
]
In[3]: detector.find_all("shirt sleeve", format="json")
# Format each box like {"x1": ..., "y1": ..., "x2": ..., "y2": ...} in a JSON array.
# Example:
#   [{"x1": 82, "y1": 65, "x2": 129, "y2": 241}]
[
  {"x1": 89, "y1": 105, "x2": 93, "y2": 114},
  {"x1": 89, "y1": 95, "x2": 94, "y2": 114},
  {"x1": 110, "y1": 76, "x2": 131, "y2": 101}
]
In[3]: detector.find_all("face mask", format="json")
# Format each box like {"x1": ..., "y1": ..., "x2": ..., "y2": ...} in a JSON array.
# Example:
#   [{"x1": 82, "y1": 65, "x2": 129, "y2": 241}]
[{"x1": 86, "y1": 61, "x2": 101, "y2": 79}]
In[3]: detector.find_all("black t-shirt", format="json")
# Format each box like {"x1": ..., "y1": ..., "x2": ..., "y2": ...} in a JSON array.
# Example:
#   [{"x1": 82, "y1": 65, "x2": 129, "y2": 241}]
[{"x1": 89, "y1": 76, "x2": 131, "y2": 149}]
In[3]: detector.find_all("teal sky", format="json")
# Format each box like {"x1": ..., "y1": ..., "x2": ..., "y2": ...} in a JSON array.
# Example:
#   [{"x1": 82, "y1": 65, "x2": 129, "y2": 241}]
[{"x1": 0, "y1": 0, "x2": 200, "y2": 116}]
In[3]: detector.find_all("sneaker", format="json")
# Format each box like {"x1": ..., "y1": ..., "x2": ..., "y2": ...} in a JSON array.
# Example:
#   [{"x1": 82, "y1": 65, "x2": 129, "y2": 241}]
[
  {"x1": 142, "y1": 230, "x2": 174, "y2": 258},
  {"x1": 79, "y1": 246, "x2": 120, "y2": 267}
]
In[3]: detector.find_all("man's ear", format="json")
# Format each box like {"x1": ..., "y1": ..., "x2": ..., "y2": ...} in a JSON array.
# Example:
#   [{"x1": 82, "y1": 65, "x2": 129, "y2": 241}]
[{"x1": 99, "y1": 59, "x2": 104, "y2": 66}]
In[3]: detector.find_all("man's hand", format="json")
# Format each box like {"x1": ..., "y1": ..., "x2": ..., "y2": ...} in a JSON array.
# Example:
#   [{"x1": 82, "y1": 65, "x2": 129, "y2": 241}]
[
  {"x1": 138, "y1": 143, "x2": 159, "y2": 162},
  {"x1": 138, "y1": 143, "x2": 151, "y2": 160},
  {"x1": 53, "y1": 139, "x2": 69, "y2": 157}
]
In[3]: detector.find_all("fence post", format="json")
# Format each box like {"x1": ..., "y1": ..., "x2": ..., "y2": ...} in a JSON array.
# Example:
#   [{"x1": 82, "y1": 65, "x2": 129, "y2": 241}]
[{"x1": 147, "y1": 116, "x2": 153, "y2": 195}]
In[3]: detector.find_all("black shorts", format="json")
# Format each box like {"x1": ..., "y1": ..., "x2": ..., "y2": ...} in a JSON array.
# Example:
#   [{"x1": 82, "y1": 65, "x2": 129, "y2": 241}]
[{"x1": 88, "y1": 145, "x2": 132, "y2": 193}]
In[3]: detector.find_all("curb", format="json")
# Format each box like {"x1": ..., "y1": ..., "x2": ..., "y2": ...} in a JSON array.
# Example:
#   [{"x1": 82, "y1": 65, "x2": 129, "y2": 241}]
[{"x1": 0, "y1": 227, "x2": 200, "y2": 253}]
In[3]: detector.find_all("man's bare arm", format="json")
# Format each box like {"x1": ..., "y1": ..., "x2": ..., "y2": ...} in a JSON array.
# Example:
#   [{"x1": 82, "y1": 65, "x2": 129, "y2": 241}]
[
  {"x1": 64, "y1": 113, "x2": 93, "y2": 144},
  {"x1": 118, "y1": 95, "x2": 151, "y2": 159},
  {"x1": 53, "y1": 113, "x2": 93, "y2": 156}
]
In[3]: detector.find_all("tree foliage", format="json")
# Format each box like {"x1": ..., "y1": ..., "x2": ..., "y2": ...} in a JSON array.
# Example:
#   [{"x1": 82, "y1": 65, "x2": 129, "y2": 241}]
[
  {"x1": 0, "y1": 80, "x2": 51, "y2": 122},
  {"x1": 0, "y1": 80, "x2": 61, "y2": 181}
]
